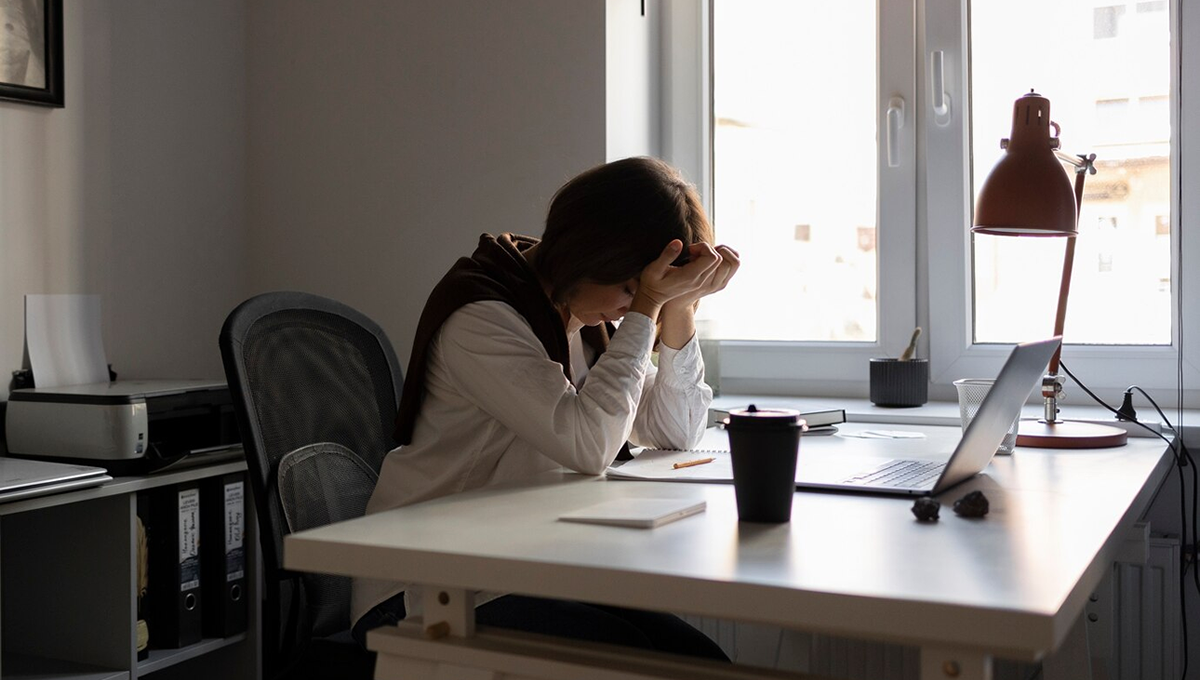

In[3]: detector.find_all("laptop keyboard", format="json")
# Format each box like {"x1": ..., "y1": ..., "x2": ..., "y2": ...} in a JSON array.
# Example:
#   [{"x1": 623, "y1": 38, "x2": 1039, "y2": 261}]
[{"x1": 842, "y1": 459, "x2": 945, "y2": 489}]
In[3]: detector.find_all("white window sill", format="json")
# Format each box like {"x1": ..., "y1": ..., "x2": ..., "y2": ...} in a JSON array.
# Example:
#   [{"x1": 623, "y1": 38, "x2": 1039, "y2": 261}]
[{"x1": 710, "y1": 393, "x2": 1197, "y2": 440}]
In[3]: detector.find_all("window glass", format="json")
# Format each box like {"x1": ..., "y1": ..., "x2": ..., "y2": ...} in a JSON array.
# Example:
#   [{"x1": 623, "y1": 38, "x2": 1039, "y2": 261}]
[
  {"x1": 709, "y1": 0, "x2": 877, "y2": 341},
  {"x1": 971, "y1": 0, "x2": 1171, "y2": 345}
]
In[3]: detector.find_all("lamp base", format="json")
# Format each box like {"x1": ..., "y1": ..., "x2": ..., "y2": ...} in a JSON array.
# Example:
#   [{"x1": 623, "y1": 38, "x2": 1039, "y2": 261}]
[{"x1": 1016, "y1": 419, "x2": 1128, "y2": 449}]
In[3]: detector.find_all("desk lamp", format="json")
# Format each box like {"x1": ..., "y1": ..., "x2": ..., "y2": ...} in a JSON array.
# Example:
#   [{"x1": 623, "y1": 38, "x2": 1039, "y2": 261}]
[{"x1": 972, "y1": 91, "x2": 1127, "y2": 449}]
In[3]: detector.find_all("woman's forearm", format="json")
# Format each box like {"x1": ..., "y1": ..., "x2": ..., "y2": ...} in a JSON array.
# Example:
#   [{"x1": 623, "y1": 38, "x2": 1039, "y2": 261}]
[{"x1": 658, "y1": 301, "x2": 697, "y2": 350}]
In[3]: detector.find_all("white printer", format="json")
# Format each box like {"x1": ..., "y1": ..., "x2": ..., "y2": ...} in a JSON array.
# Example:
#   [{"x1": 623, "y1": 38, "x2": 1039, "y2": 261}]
[{"x1": 5, "y1": 380, "x2": 242, "y2": 475}]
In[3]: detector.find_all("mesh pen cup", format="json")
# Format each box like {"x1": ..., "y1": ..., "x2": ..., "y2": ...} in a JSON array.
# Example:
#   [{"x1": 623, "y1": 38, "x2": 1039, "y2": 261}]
[
  {"x1": 954, "y1": 379, "x2": 1020, "y2": 455},
  {"x1": 869, "y1": 358, "x2": 929, "y2": 407},
  {"x1": 722, "y1": 406, "x2": 805, "y2": 523}
]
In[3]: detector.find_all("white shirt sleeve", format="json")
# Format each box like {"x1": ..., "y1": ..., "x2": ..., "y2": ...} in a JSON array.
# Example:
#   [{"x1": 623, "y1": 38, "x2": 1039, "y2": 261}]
[
  {"x1": 434, "y1": 301, "x2": 656, "y2": 475},
  {"x1": 629, "y1": 334, "x2": 713, "y2": 450}
]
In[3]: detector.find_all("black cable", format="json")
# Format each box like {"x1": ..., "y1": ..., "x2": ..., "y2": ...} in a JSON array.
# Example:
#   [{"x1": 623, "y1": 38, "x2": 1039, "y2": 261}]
[
  {"x1": 1127, "y1": 386, "x2": 1200, "y2": 670},
  {"x1": 1057, "y1": 360, "x2": 1190, "y2": 679},
  {"x1": 1179, "y1": 103, "x2": 1189, "y2": 680},
  {"x1": 1119, "y1": 386, "x2": 1200, "y2": 600},
  {"x1": 1058, "y1": 362, "x2": 1180, "y2": 455},
  {"x1": 1183, "y1": 455, "x2": 1191, "y2": 680}
]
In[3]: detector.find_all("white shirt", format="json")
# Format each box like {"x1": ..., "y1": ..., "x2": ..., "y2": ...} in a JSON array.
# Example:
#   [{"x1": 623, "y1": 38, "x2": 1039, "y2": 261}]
[{"x1": 351, "y1": 300, "x2": 712, "y2": 625}]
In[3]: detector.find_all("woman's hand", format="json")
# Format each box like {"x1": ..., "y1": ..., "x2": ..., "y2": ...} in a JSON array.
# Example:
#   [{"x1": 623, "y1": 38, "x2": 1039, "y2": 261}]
[
  {"x1": 663, "y1": 244, "x2": 740, "y2": 311},
  {"x1": 628, "y1": 241, "x2": 740, "y2": 325},
  {"x1": 657, "y1": 244, "x2": 740, "y2": 348},
  {"x1": 628, "y1": 240, "x2": 720, "y2": 321}
]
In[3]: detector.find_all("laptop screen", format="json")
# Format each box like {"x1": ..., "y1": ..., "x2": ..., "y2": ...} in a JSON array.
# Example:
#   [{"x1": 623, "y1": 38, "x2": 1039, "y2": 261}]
[{"x1": 931, "y1": 337, "x2": 1060, "y2": 494}]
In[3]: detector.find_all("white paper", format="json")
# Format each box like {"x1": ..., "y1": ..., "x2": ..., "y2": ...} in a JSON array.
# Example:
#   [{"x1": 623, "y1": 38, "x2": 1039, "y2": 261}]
[
  {"x1": 839, "y1": 430, "x2": 927, "y2": 439},
  {"x1": 25, "y1": 294, "x2": 110, "y2": 388}
]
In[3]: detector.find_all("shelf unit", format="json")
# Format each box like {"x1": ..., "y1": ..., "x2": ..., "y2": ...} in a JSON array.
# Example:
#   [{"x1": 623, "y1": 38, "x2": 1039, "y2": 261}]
[{"x1": 0, "y1": 461, "x2": 260, "y2": 680}]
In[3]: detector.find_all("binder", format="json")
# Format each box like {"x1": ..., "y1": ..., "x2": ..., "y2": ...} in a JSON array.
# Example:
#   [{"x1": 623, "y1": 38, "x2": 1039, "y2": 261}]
[
  {"x1": 145, "y1": 483, "x2": 203, "y2": 648},
  {"x1": 135, "y1": 493, "x2": 151, "y2": 660},
  {"x1": 201, "y1": 472, "x2": 247, "y2": 637}
]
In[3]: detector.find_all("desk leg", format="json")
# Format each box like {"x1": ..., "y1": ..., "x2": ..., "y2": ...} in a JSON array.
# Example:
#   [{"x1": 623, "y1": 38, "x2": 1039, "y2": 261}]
[
  {"x1": 920, "y1": 647, "x2": 993, "y2": 680},
  {"x1": 1041, "y1": 610, "x2": 1092, "y2": 680},
  {"x1": 422, "y1": 586, "x2": 476, "y2": 638}
]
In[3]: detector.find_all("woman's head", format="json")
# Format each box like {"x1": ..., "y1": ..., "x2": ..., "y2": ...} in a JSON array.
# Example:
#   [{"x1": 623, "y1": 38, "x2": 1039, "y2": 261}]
[{"x1": 531, "y1": 157, "x2": 713, "y2": 316}]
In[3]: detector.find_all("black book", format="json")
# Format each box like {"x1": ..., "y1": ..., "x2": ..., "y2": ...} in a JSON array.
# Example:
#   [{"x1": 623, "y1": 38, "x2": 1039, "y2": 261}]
[{"x1": 713, "y1": 407, "x2": 847, "y2": 429}]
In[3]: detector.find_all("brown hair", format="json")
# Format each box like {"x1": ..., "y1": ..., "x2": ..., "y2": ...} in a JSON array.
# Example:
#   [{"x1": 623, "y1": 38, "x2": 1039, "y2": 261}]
[{"x1": 532, "y1": 157, "x2": 714, "y2": 304}]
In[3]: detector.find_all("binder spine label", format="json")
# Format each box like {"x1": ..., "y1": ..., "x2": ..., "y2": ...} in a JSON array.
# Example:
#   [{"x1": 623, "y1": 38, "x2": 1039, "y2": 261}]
[
  {"x1": 178, "y1": 487, "x2": 201, "y2": 591},
  {"x1": 225, "y1": 480, "x2": 245, "y2": 581}
]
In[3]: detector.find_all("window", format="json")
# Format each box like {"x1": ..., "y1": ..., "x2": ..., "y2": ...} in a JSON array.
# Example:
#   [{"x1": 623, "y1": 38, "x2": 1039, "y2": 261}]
[
  {"x1": 926, "y1": 0, "x2": 1196, "y2": 397},
  {"x1": 709, "y1": 0, "x2": 879, "y2": 342},
  {"x1": 970, "y1": 0, "x2": 1172, "y2": 347},
  {"x1": 658, "y1": 0, "x2": 1199, "y2": 402},
  {"x1": 668, "y1": 0, "x2": 915, "y2": 391}
]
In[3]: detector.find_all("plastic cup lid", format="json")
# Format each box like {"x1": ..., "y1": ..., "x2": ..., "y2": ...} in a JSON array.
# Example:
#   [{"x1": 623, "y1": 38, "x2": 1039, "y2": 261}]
[{"x1": 723, "y1": 404, "x2": 807, "y2": 429}]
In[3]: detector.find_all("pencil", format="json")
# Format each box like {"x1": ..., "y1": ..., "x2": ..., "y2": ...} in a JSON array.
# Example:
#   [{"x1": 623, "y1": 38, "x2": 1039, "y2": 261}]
[{"x1": 673, "y1": 457, "x2": 715, "y2": 469}]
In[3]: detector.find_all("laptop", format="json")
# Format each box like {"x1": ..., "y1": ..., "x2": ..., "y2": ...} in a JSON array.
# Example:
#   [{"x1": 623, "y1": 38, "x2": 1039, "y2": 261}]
[
  {"x1": 795, "y1": 337, "x2": 1060, "y2": 496},
  {"x1": 0, "y1": 457, "x2": 111, "y2": 503}
]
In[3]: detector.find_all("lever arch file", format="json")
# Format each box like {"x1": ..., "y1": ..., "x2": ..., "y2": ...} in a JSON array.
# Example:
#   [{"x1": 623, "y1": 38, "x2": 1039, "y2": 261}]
[
  {"x1": 145, "y1": 483, "x2": 203, "y2": 648},
  {"x1": 202, "y1": 472, "x2": 247, "y2": 637}
]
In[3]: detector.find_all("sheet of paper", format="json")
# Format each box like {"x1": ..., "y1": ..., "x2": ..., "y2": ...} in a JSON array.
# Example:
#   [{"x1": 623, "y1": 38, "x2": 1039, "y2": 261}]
[
  {"x1": 839, "y1": 430, "x2": 927, "y2": 439},
  {"x1": 25, "y1": 294, "x2": 110, "y2": 389}
]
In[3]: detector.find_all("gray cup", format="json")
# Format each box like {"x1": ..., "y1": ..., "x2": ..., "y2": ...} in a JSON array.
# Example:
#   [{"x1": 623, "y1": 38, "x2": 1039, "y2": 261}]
[
  {"x1": 723, "y1": 405, "x2": 805, "y2": 523},
  {"x1": 869, "y1": 358, "x2": 929, "y2": 407}
]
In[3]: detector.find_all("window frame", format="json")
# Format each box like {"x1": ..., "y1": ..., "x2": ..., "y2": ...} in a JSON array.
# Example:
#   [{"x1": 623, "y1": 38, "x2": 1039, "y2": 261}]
[
  {"x1": 656, "y1": 0, "x2": 1200, "y2": 408},
  {"x1": 660, "y1": 0, "x2": 919, "y2": 395}
]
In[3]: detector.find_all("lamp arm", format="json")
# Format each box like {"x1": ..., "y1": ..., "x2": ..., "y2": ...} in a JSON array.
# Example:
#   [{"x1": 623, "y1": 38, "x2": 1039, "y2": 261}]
[
  {"x1": 1047, "y1": 158, "x2": 1090, "y2": 375},
  {"x1": 1042, "y1": 151, "x2": 1094, "y2": 422}
]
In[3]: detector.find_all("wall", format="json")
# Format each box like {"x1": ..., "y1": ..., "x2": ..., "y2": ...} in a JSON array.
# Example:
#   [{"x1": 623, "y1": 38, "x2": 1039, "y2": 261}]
[
  {"x1": 0, "y1": 0, "x2": 248, "y2": 388},
  {"x1": 245, "y1": 0, "x2": 607, "y2": 366},
  {"x1": 2, "y1": 0, "x2": 614, "y2": 386}
]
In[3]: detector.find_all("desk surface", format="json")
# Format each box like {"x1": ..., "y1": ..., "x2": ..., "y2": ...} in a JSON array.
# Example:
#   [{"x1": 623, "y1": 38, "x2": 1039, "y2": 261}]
[{"x1": 284, "y1": 424, "x2": 1172, "y2": 661}]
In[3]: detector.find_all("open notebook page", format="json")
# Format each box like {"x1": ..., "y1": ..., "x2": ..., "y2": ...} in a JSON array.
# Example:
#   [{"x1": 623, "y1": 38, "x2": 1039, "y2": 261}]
[{"x1": 607, "y1": 427, "x2": 733, "y2": 483}]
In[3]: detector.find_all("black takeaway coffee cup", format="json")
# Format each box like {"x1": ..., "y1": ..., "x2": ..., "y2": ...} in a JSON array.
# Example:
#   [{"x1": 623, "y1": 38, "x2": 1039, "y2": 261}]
[{"x1": 722, "y1": 405, "x2": 806, "y2": 523}]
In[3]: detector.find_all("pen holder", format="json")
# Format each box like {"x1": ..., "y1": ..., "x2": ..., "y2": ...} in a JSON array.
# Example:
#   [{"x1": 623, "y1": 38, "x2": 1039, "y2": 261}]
[{"x1": 869, "y1": 358, "x2": 928, "y2": 407}]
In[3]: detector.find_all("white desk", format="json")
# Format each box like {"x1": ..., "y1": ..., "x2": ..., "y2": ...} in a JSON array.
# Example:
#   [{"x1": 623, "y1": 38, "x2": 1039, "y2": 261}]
[{"x1": 283, "y1": 424, "x2": 1172, "y2": 680}]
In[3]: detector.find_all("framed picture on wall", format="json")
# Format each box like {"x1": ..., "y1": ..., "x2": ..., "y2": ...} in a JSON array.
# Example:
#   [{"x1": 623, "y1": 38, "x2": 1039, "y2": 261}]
[{"x1": 0, "y1": 0, "x2": 63, "y2": 107}]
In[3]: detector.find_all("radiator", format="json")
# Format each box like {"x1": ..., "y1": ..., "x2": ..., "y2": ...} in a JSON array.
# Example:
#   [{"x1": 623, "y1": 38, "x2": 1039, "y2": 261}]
[
  {"x1": 682, "y1": 537, "x2": 1181, "y2": 679},
  {"x1": 1108, "y1": 537, "x2": 1180, "y2": 680}
]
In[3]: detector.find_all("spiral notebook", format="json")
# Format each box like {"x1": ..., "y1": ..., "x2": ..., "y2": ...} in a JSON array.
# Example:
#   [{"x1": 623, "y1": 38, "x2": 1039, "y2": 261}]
[
  {"x1": 607, "y1": 427, "x2": 733, "y2": 483},
  {"x1": 608, "y1": 423, "x2": 835, "y2": 483}
]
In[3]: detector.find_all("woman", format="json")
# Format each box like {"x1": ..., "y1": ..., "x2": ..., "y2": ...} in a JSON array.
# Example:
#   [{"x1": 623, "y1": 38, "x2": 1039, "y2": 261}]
[{"x1": 352, "y1": 157, "x2": 739, "y2": 659}]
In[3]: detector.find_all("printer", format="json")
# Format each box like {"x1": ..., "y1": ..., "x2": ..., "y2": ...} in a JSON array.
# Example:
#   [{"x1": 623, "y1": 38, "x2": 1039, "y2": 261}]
[{"x1": 5, "y1": 380, "x2": 242, "y2": 475}]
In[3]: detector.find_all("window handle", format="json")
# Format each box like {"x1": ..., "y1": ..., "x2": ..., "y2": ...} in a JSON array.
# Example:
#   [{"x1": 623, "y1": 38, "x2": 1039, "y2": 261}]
[
  {"x1": 886, "y1": 96, "x2": 905, "y2": 168},
  {"x1": 930, "y1": 50, "x2": 952, "y2": 126}
]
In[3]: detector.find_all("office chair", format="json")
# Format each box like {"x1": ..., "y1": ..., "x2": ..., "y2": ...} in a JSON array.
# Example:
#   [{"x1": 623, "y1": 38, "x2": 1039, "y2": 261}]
[{"x1": 219, "y1": 291, "x2": 404, "y2": 680}]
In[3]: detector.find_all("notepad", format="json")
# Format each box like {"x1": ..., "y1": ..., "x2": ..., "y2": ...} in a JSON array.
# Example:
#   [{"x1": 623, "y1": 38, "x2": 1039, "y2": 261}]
[{"x1": 558, "y1": 498, "x2": 706, "y2": 528}]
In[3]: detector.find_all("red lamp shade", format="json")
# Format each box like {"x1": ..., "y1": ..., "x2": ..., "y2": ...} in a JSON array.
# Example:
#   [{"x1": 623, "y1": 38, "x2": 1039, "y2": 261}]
[{"x1": 973, "y1": 92, "x2": 1077, "y2": 237}]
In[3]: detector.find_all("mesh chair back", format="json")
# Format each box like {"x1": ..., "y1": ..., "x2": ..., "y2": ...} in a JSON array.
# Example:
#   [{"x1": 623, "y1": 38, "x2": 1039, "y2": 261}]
[
  {"x1": 219, "y1": 292, "x2": 403, "y2": 654},
  {"x1": 278, "y1": 443, "x2": 378, "y2": 638}
]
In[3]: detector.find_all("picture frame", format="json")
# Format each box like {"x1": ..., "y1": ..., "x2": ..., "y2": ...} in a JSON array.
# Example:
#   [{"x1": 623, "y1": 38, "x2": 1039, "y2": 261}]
[{"x1": 0, "y1": 0, "x2": 64, "y2": 108}]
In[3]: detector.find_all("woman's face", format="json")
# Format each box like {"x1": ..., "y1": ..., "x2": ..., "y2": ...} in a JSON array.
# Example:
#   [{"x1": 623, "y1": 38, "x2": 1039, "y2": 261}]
[{"x1": 564, "y1": 278, "x2": 639, "y2": 326}]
